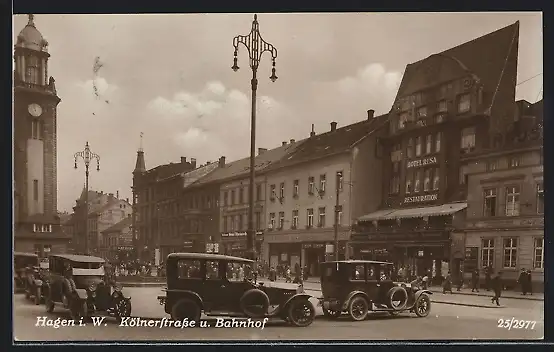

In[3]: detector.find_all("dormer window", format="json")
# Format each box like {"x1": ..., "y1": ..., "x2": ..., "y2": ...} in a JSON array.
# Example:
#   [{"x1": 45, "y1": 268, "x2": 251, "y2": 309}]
[{"x1": 458, "y1": 94, "x2": 471, "y2": 113}]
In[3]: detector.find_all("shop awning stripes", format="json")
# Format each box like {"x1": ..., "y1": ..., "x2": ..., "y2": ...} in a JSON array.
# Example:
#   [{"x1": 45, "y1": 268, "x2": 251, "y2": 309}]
[{"x1": 357, "y1": 202, "x2": 468, "y2": 222}]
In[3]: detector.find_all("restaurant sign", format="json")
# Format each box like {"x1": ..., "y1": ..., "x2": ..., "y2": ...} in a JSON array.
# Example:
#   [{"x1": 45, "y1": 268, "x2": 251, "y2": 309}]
[
  {"x1": 406, "y1": 156, "x2": 438, "y2": 169},
  {"x1": 404, "y1": 194, "x2": 438, "y2": 203},
  {"x1": 221, "y1": 231, "x2": 263, "y2": 238}
]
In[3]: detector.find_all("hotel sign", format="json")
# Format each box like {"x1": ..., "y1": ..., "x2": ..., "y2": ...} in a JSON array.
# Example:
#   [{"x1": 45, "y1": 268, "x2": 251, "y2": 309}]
[
  {"x1": 407, "y1": 156, "x2": 438, "y2": 169},
  {"x1": 221, "y1": 231, "x2": 263, "y2": 238},
  {"x1": 404, "y1": 194, "x2": 438, "y2": 203}
]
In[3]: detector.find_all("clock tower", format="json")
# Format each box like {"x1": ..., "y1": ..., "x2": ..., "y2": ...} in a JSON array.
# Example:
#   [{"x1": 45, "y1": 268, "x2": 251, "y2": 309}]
[{"x1": 13, "y1": 14, "x2": 70, "y2": 256}]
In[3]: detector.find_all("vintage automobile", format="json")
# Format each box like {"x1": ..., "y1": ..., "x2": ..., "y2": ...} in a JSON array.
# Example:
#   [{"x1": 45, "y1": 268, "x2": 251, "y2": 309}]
[
  {"x1": 14, "y1": 252, "x2": 39, "y2": 292},
  {"x1": 157, "y1": 253, "x2": 315, "y2": 327},
  {"x1": 318, "y1": 260, "x2": 433, "y2": 321},
  {"x1": 24, "y1": 261, "x2": 50, "y2": 305},
  {"x1": 44, "y1": 254, "x2": 132, "y2": 321}
]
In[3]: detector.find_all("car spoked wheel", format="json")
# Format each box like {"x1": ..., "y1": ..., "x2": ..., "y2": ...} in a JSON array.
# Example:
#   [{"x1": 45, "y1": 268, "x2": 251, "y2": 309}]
[
  {"x1": 171, "y1": 298, "x2": 201, "y2": 325},
  {"x1": 348, "y1": 296, "x2": 369, "y2": 321},
  {"x1": 323, "y1": 307, "x2": 342, "y2": 319},
  {"x1": 287, "y1": 299, "x2": 315, "y2": 327},
  {"x1": 414, "y1": 294, "x2": 431, "y2": 317},
  {"x1": 115, "y1": 298, "x2": 132, "y2": 322}
]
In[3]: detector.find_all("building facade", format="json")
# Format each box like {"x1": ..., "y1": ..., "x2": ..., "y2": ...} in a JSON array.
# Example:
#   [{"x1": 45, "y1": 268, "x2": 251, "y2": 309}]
[
  {"x1": 102, "y1": 216, "x2": 133, "y2": 263},
  {"x1": 352, "y1": 22, "x2": 521, "y2": 279},
  {"x1": 463, "y1": 99, "x2": 543, "y2": 291},
  {"x1": 13, "y1": 15, "x2": 70, "y2": 256},
  {"x1": 264, "y1": 113, "x2": 387, "y2": 276}
]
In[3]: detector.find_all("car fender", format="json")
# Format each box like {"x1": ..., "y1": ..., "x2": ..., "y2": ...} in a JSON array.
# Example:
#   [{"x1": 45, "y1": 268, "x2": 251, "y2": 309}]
[
  {"x1": 342, "y1": 291, "x2": 370, "y2": 310},
  {"x1": 168, "y1": 289, "x2": 204, "y2": 309},
  {"x1": 414, "y1": 290, "x2": 433, "y2": 301},
  {"x1": 112, "y1": 289, "x2": 131, "y2": 300},
  {"x1": 282, "y1": 293, "x2": 312, "y2": 312},
  {"x1": 74, "y1": 289, "x2": 88, "y2": 300}
]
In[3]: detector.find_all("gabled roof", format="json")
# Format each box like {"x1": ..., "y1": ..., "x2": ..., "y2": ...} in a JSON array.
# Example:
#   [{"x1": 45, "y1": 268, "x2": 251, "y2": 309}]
[
  {"x1": 102, "y1": 216, "x2": 132, "y2": 234},
  {"x1": 395, "y1": 21, "x2": 519, "y2": 113},
  {"x1": 191, "y1": 141, "x2": 305, "y2": 186},
  {"x1": 89, "y1": 198, "x2": 129, "y2": 216},
  {"x1": 266, "y1": 114, "x2": 389, "y2": 171}
]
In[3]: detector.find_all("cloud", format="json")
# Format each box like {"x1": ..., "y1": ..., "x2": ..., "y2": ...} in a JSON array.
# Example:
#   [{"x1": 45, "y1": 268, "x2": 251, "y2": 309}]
[{"x1": 77, "y1": 76, "x2": 119, "y2": 103}]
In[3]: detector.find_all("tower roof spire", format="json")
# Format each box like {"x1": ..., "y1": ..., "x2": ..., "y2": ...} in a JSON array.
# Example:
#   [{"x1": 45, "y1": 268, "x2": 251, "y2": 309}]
[
  {"x1": 134, "y1": 132, "x2": 146, "y2": 174},
  {"x1": 28, "y1": 14, "x2": 35, "y2": 26}
]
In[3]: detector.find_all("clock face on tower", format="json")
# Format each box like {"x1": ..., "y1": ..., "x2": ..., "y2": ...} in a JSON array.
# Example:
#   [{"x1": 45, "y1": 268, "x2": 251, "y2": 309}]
[{"x1": 28, "y1": 103, "x2": 43, "y2": 117}]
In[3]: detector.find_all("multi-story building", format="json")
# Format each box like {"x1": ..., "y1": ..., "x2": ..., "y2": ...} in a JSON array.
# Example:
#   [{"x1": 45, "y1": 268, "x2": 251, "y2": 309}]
[
  {"x1": 71, "y1": 189, "x2": 131, "y2": 257},
  {"x1": 194, "y1": 143, "x2": 302, "y2": 258},
  {"x1": 352, "y1": 22, "x2": 521, "y2": 279},
  {"x1": 132, "y1": 148, "x2": 197, "y2": 263},
  {"x1": 155, "y1": 160, "x2": 221, "y2": 260},
  {"x1": 263, "y1": 112, "x2": 388, "y2": 275},
  {"x1": 463, "y1": 99, "x2": 543, "y2": 291},
  {"x1": 102, "y1": 216, "x2": 133, "y2": 263},
  {"x1": 13, "y1": 15, "x2": 70, "y2": 256}
]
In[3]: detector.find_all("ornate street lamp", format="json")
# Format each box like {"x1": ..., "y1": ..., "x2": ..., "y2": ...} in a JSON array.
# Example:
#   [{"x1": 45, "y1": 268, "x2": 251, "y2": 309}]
[
  {"x1": 74, "y1": 141, "x2": 100, "y2": 255},
  {"x1": 231, "y1": 14, "x2": 278, "y2": 261}
]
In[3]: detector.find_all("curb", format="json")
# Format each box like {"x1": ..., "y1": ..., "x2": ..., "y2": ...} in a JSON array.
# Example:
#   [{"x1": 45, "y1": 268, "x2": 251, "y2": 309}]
[
  {"x1": 432, "y1": 300, "x2": 504, "y2": 308},
  {"x1": 122, "y1": 283, "x2": 165, "y2": 288}
]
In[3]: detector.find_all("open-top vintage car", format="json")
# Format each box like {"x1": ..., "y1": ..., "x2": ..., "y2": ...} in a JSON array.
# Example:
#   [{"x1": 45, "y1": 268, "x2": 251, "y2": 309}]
[
  {"x1": 318, "y1": 260, "x2": 433, "y2": 321},
  {"x1": 24, "y1": 261, "x2": 50, "y2": 305},
  {"x1": 157, "y1": 253, "x2": 315, "y2": 327},
  {"x1": 14, "y1": 252, "x2": 39, "y2": 292},
  {"x1": 45, "y1": 254, "x2": 132, "y2": 321}
]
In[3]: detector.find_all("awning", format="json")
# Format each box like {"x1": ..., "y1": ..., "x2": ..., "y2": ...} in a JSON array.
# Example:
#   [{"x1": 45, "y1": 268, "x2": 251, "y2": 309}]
[{"x1": 357, "y1": 202, "x2": 467, "y2": 222}]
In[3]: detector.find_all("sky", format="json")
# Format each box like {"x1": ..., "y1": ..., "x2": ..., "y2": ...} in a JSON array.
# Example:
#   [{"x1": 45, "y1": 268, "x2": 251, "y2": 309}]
[{"x1": 12, "y1": 12, "x2": 543, "y2": 213}]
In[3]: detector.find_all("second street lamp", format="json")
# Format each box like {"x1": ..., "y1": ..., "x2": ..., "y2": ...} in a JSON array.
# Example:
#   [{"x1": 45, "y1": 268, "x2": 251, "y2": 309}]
[
  {"x1": 74, "y1": 141, "x2": 100, "y2": 255},
  {"x1": 232, "y1": 14, "x2": 278, "y2": 261}
]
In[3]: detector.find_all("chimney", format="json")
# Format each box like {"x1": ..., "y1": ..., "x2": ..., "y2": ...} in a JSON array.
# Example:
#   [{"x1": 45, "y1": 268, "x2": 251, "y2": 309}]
[
  {"x1": 116, "y1": 190, "x2": 119, "y2": 198},
  {"x1": 219, "y1": 156, "x2": 226, "y2": 168},
  {"x1": 108, "y1": 193, "x2": 114, "y2": 198},
  {"x1": 181, "y1": 157, "x2": 187, "y2": 164},
  {"x1": 206, "y1": 161, "x2": 211, "y2": 165},
  {"x1": 290, "y1": 139, "x2": 295, "y2": 143},
  {"x1": 282, "y1": 141, "x2": 287, "y2": 146},
  {"x1": 310, "y1": 124, "x2": 316, "y2": 137},
  {"x1": 126, "y1": 198, "x2": 129, "y2": 203},
  {"x1": 258, "y1": 148, "x2": 267, "y2": 155},
  {"x1": 330, "y1": 121, "x2": 337, "y2": 132},
  {"x1": 367, "y1": 109, "x2": 375, "y2": 120},
  {"x1": 190, "y1": 158, "x2": 197, "y2": 168}
]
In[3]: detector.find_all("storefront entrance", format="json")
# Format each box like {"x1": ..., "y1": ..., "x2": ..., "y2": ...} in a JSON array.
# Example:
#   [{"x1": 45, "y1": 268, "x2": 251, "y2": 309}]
[{"x1": 304, "y1": 246, "x2": 324, "y2": 277}]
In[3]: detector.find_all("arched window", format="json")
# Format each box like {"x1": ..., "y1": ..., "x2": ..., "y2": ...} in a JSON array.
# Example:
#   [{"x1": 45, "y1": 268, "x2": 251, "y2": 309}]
[{"x1": 25, "y1": 56, "x2": 40, "y2": 85}]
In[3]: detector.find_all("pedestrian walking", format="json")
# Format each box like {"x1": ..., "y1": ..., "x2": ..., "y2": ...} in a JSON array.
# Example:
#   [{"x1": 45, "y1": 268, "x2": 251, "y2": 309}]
[
  {"x1": 491, "y1": 272, "x2": 503, "y2": 306},
  {"x1": 518, "y1": 268, "x2": 527, "y2": 295},
  {"x1": 526, "y1": 269, "x2": 533, "y2": 295},
  {"x1": 442, "y1": 271, "x2": 453, "y2": 294},
  {"x1": 485, "y1": 266, "x2": 492, "y2": 291},
  {"x1": 456, "y1": 269, "x2": 464, "y2": 291},
  {"x1": 471, "y1": 269, "x2": 480, "y2": 292}
]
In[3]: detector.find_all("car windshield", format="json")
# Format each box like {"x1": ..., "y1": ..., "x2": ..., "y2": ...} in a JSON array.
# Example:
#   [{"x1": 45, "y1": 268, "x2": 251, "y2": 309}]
[
  {"x1": 71, "y1": 261, "x2": 103, "y2": 269},
  {"x1": 15, "y1": 256, "x2": 38, "y2": 268},
  {"x1": 379, "y1": 265, "x2": 393, "y2": 280},
  {"x1": 226, "y1": 261, "x2": 254, "y2": 282}
]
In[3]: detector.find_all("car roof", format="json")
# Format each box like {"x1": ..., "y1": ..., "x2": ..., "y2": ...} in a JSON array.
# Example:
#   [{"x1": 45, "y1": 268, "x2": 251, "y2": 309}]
[
  {"x1": 14, "y1": 252, "x2": 39, "y2": 258},
  {"x1": 322, "y1": 260, "x2": 394, "y2": 265},
  {"x1": 50, "y1": 254, "x2": 105, "y2": 263},
  {"x1": 167, "y1": 252, "x2": 254, "y2": 263}
]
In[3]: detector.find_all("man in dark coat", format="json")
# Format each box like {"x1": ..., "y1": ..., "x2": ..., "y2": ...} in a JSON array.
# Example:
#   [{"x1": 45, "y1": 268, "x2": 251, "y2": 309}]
[
  {"x1": 485, "y1": 266, "x2": 492, "y2": 291},
  {"x1": 526, "y1": 269, "x2": 533, "y2": 295},
  {"x1": 471, "y1": 269, "x2": 480, "y2": 292},
  {"x1": 518, "y1": 268, "x2": 527, "y2": 295},
  {"x1": 491, "y1": 271, "x2": 503, "y2": 306},
  {"x1": 456, "y1": 269, "x2": 463, "y2": 291}
]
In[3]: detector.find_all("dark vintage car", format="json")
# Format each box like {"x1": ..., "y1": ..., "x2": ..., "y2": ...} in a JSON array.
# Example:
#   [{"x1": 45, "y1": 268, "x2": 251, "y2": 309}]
[
  {"x1": 45, "y1": 254, "x2": 132, "y2": 321},
  {"x1": 318, "y1": 260, "x2": 433, "y2": 321},
  {"x1": 157, "y1": 253, "x2": 315, "y2": 327},
  {"x1": 14, "y1": 252, "x2": 39, "y2": 292},
  {"x1": 24, "y1": 261, "x2": 50, "y2": 305}
]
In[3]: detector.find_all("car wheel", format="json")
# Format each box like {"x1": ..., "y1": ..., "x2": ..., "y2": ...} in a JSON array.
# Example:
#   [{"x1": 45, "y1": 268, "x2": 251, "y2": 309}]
[
  {"x1": 69, "y1": 299, "x2": 87, "y2": 321},
  {"x1": 322, "y1": 307, "x2": 342, "y2": 319},
  {"x1": 171, "y1": 298, "x2": 201, "y2": 324},
  {"x1": 240, "y1": 289, "x2": 270, "y2": 319},
  {"x1": 287, "y1": 299, "x2": 315, "y2": 327},
  {"x1": 414, "y1": 294, "x2": 431, "y2": 317},
  {"x1": 115, "y1": 298, "x2": 132, "y2": 323},
  {"x1": 348, "y1": 295, "x2": 369, "y2": 321},
  {"x1": 34, "y1": 287, "x2": 41, "y2": 305},
  {"x1": 386, "y1": 287, "x2": 408, "y2": 311}
]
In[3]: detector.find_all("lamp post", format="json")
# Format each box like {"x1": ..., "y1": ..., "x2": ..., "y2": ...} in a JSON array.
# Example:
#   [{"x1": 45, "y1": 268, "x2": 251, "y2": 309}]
[
  {"x1": 74, "y1": 141, "x2": 100, "y2": 255},
  {"x1": 232, "y1": 14, "x2": 278, "y2": 261},
  {"x1": 334, "y1": 172, "x2": 342, "y2": 261}
]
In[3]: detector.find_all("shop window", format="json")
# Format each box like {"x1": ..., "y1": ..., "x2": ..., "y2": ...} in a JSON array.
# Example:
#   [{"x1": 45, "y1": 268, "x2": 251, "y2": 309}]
[
  {"x1": 533, "y1": 237, "x2": 544, "y2": 270},
  {"x1": 307, "y1": 209, "x2": 314, "y2": 228},
  {"x1": 505, "y1": 186, "x2": 520, "y2": 216},
  {"x1": 177, "y1": 259, "x2": 202, "y2": 279},
  {"x1": 270, "y1": 185, "x2": 276, "y2": 201},
  {"x1": 483, "y1": 188, "x2": 497, "y2": 217},
  {"x1": 318, "y1": 207, "x2": 326, "y2": 227},
  {"x1": 458, "y1": 93, "x2": 471, "y2": 113},
  {"x1": 415, "y1": 136, "x2": 422, "y2": 156},
  {"x1": 460, "y1": 127, "x2": 476, "y2": 152},
  {"x1": 205, "y1": 261, "x2": 219, "y2": 280},
  {"x1": 308, "y1": 177, "x2": 315, "y2": 195},
  {"x1": 279, "y1": 182, "x2": 285, "y2": 200},
  {"x1": 423, "y1": 169, "x2": 431, "y2": 192},
  {"x1": 537, "y1": 182, "x2": 544, "y2": 214},
  {"x1": 351, "y1": 264, "x2": 365, "y2": 281},
  {"x1": 503, "y1": 238, "x2": 518, "y2": 269},
  {"x1": 406, "y1": 138, "x2": 414, "y2": 159},
  {"x1": 278, "y1": 212, "x2": 285, "y2": 229},
  {"x1": 293, "y1": 180, "x2": 299, "y2": 197},
  {"x1": 435, "y1": 132, "x2": 441, "y2": 152},
  {"x1": 432, "y1": 169, "x2": 440, "y2": 190},
  {"x1": 269, "y1": 213, "x2": 275, "y2": 230},
  {"x1": 292, "y1": 210, "x2": 299, "y2": 229},
  {"x1": 414, "y1": 170, "x2": 421, "y2": 193},
  {"x1": 481, "y1": 239, "x2": 494, "y2": 268}
]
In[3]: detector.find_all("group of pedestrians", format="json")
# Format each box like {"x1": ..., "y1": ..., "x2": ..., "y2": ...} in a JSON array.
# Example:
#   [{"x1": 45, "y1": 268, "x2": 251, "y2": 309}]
[{"x1": 517, "y1": 268, "x2": 534, "y2": 295}]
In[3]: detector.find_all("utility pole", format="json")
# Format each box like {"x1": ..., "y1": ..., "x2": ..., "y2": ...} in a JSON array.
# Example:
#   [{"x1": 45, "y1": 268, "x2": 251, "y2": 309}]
[{"x1": 334, "y1": 171, "x2": 342, "y2": 261}]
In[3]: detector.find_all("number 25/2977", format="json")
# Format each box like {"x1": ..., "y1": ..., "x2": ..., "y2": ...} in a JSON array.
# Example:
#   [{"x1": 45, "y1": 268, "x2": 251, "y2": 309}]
[{"x1": 497, "y1": 319, "x2": 536, "y2": 329}]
